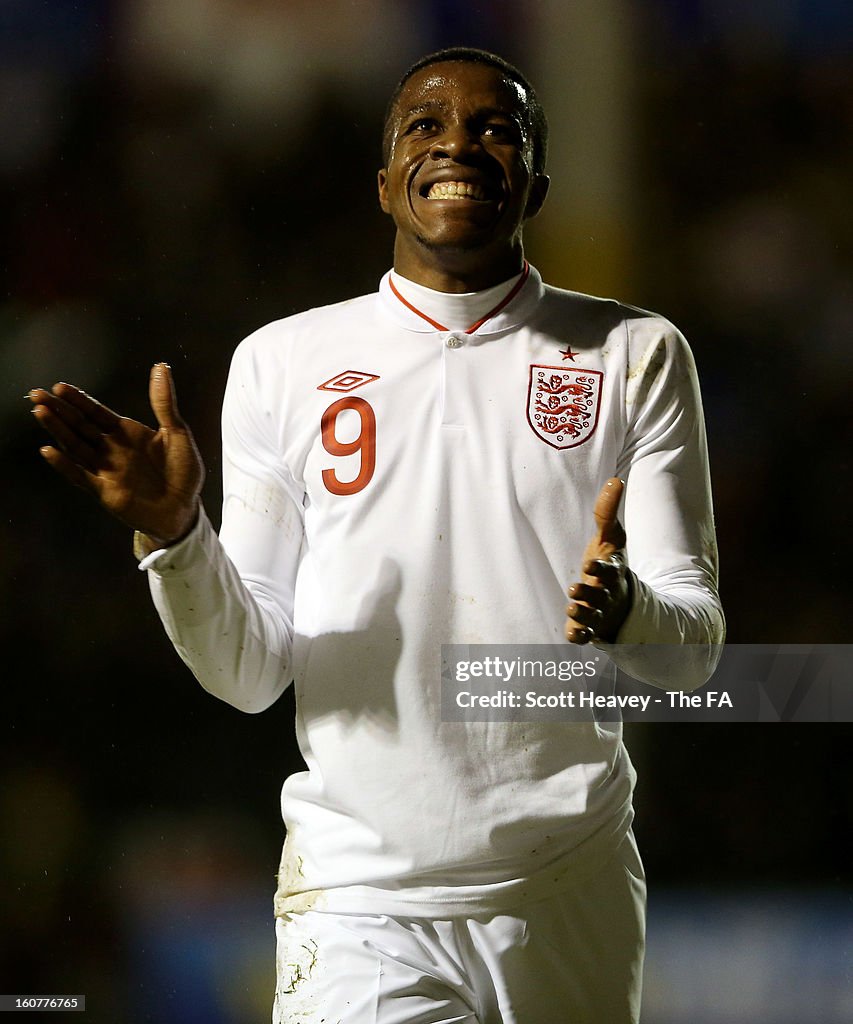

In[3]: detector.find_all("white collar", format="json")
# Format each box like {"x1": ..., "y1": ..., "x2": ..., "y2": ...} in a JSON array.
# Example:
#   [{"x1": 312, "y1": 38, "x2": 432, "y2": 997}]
[{"x1": 378, "y1": 263, "x2": 544, "y2": 336}]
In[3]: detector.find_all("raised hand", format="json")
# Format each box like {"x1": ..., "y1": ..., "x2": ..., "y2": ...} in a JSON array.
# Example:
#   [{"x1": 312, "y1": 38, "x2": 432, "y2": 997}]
[
  {"x1": 29, "y1": 363, "x2": 204, "y2": 546},
  {"x1": 565, "y1": 477, "x2": 630, "y2": 645}
]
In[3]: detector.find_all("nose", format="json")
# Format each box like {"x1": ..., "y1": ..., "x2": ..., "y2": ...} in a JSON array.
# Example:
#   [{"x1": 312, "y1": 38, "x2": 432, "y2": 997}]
[{"x1": 428, "y1": 124, "x2": 481, "y2": 162}]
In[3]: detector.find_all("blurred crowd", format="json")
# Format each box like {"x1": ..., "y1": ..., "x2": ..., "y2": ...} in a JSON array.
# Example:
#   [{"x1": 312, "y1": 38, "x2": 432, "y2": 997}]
[{"x1": 2, "y1": 1, "x2": 851, "y2": 1020}]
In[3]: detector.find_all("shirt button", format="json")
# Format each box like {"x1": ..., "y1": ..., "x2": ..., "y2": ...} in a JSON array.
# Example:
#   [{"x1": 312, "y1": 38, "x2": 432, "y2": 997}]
[{"x1": 446, "y1": 335, "x2": 464, "y2": 349}]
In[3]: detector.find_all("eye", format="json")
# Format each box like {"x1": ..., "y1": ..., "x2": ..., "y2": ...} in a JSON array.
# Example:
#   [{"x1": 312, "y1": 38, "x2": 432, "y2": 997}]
[
  {"x1": 482, "y1": 121, "x2": 521, "y2": 143},
  {"x1": 407, "y1": 116, "x2": 440, "y2": 134}
]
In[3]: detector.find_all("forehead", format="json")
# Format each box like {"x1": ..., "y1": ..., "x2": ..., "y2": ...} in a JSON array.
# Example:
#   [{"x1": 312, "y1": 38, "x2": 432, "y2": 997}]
[{"x1": 391, "y1": 61, "x2": 528, "y2": 122}]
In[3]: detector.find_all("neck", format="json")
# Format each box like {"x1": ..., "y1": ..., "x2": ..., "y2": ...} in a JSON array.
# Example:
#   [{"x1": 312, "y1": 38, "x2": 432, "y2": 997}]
[
  {"x1": 389, "y1": 263, "x2": 529, "y2": 334},
  {"x1": 392, "y1": 239, "x2": 526, "y2": 293}
]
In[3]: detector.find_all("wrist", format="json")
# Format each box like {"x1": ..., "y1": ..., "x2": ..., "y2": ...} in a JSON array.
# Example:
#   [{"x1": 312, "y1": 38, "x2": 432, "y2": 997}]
[{"x1": 133, "y1": 501, "x2": 201, "y2": 559}]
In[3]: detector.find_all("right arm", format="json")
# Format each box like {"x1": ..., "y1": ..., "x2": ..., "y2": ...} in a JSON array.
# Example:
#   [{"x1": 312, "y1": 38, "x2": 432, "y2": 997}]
[
  {"x1": 140, "y1": 495, "x2": 302, "y2": 714},
  {"x1": 142, "y1": 344, "x2": 305, "y2": 713},
  {"x1": 30, "y1": 358, "x2": 302, "y2": 714}
]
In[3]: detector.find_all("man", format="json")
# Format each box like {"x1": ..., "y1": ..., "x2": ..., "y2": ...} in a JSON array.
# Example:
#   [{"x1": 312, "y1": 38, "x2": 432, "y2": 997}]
[{"x1": 30, "y1": 48, "x2": 723, "y2": 1024}]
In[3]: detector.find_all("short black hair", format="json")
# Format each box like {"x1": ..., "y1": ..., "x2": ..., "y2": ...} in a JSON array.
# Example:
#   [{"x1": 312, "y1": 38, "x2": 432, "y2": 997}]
[{"x1": 382, "y1": 47, "x2": 549, "y2": 175}]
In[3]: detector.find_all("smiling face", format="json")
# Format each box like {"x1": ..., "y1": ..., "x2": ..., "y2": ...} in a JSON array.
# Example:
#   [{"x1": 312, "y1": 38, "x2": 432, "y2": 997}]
[{"x1": 378, "y1": 61, "x2": 550, "y2": 292}]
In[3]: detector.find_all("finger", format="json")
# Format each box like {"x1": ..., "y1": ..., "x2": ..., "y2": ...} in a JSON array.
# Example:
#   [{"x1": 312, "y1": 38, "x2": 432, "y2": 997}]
[
  {"x1": 31, "y1": 404, "x2": 102, "y2": 472},
  {"x1": 39, "y1": 445, "x2": 99, "y2": 493},
  {"x1": 565, "y1": 602, "x2": 603, "y2": 628},
  {"x1": 565, "y1": 622, "x2": 594, "y2": 645},
  {"x1": 567, "y1": 582, "x2": 611, "y2": 610},
  {"x1": 49, "y1": 382, "x2": 122, "y2": 433},
  {"x1": 593, "y1": 477, "x2": 623, "y2": 529},
  {"x1": 149, "y1": 363, "x2": 183, "y2": 430},
  {"x1": 30, "y1": 388, "x2": 108, "y2": 447},
  {"x1": 582, "y1": 557, "x2": 624, "y2": 590},
  {"x1": 593, "y1": 477, "x2": 627, "y2": 549}
]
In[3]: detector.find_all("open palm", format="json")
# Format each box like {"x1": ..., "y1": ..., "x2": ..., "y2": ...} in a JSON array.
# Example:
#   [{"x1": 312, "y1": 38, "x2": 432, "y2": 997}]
[{"x1": 29, "y1": 363, "x2": 204, "y2": 545}]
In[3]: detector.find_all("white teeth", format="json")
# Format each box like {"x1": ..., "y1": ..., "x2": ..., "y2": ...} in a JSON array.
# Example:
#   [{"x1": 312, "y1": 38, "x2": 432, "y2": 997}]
[{"x1": 426, "y1": 181, "x2": 488, "y2": 201}]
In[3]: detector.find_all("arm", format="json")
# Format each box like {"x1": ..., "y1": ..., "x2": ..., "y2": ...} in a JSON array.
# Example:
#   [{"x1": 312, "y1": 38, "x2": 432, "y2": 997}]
[
  {"x1": 30, "y1": 359, "x2": 302, "y2": 713},
  {"x1": 139, "y1": 494, "x2": 301, "y2": 714},
  {"x1": 565, "y1": 322, "x2": 724, "y2": 691},
  {"x1": 141, "y1": 339, "x2": 304, "y2": 713}
]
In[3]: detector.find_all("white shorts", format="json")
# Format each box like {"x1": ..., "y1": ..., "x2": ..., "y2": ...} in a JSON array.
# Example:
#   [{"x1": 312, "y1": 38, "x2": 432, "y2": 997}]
[{"x1": 272, "y1": 832, "x2": 646, "y2": 1024}]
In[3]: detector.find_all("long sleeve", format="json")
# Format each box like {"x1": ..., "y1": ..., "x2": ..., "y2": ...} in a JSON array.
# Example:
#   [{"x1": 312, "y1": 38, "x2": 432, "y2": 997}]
[
  {"x1": 599, "y1": 316, "x2": 724, "y2": 691},
  {"x1": 140, "y1": 334, "x2": 305, "y2": 713}
]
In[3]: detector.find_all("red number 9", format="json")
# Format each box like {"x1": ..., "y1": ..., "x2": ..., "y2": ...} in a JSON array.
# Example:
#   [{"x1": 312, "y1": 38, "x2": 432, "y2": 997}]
[{"x1": 321, "y1": 397, "x2": 377, "y2": 495}]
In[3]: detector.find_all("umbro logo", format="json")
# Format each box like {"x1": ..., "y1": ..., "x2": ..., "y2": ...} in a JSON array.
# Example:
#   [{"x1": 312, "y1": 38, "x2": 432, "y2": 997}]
[{"x1": 317, "y1": 370, "x2": 380, "y2": 393}]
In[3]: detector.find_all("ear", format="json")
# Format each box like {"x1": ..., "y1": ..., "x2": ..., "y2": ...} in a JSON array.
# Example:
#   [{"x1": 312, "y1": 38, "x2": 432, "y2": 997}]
[
  {"x1": 523, "y1": 174, "x2": 550, "y2": 220},
  {"x1": 377, "y1": 169, "x2": 391, "y2": 215}
]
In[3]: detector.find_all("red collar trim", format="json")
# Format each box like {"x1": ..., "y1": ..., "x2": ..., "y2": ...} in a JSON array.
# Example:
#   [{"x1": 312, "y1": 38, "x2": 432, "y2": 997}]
[{"x1": 388, "y1": 261, "x2": 530, "y2": 335}]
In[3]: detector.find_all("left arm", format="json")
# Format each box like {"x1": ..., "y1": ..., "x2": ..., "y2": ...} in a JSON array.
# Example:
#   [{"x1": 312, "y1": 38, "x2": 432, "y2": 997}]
[{"x1": 566, "y1": 321, "x2": 725, "y2": 691}]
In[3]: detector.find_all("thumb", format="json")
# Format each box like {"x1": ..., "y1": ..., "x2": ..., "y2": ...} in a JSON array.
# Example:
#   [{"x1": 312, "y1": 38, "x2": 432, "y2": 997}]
[
  {"x1": 593, "y1": 477, "x2": 626, "y2": 549},
  {"x1": 149, "y1": 362, "x2": 183, "y2": 429}
]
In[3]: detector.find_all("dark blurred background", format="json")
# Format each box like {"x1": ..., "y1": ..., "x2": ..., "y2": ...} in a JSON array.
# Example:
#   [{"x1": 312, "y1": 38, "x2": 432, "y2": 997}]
[{"x1": 2, "y1": 1, "x2": 852, "y2": 1021}]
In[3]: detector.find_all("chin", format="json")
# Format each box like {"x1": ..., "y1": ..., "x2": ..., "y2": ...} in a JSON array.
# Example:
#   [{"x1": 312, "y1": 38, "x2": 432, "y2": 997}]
[{"x1": 415, "y1": 231, "x2": 494, "y2": 254}]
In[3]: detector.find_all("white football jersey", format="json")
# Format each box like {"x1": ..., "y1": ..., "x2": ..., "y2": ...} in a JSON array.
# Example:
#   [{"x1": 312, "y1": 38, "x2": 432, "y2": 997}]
[{"x1": 141, "y1": 265, "x2": 723, "y2": 916}]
